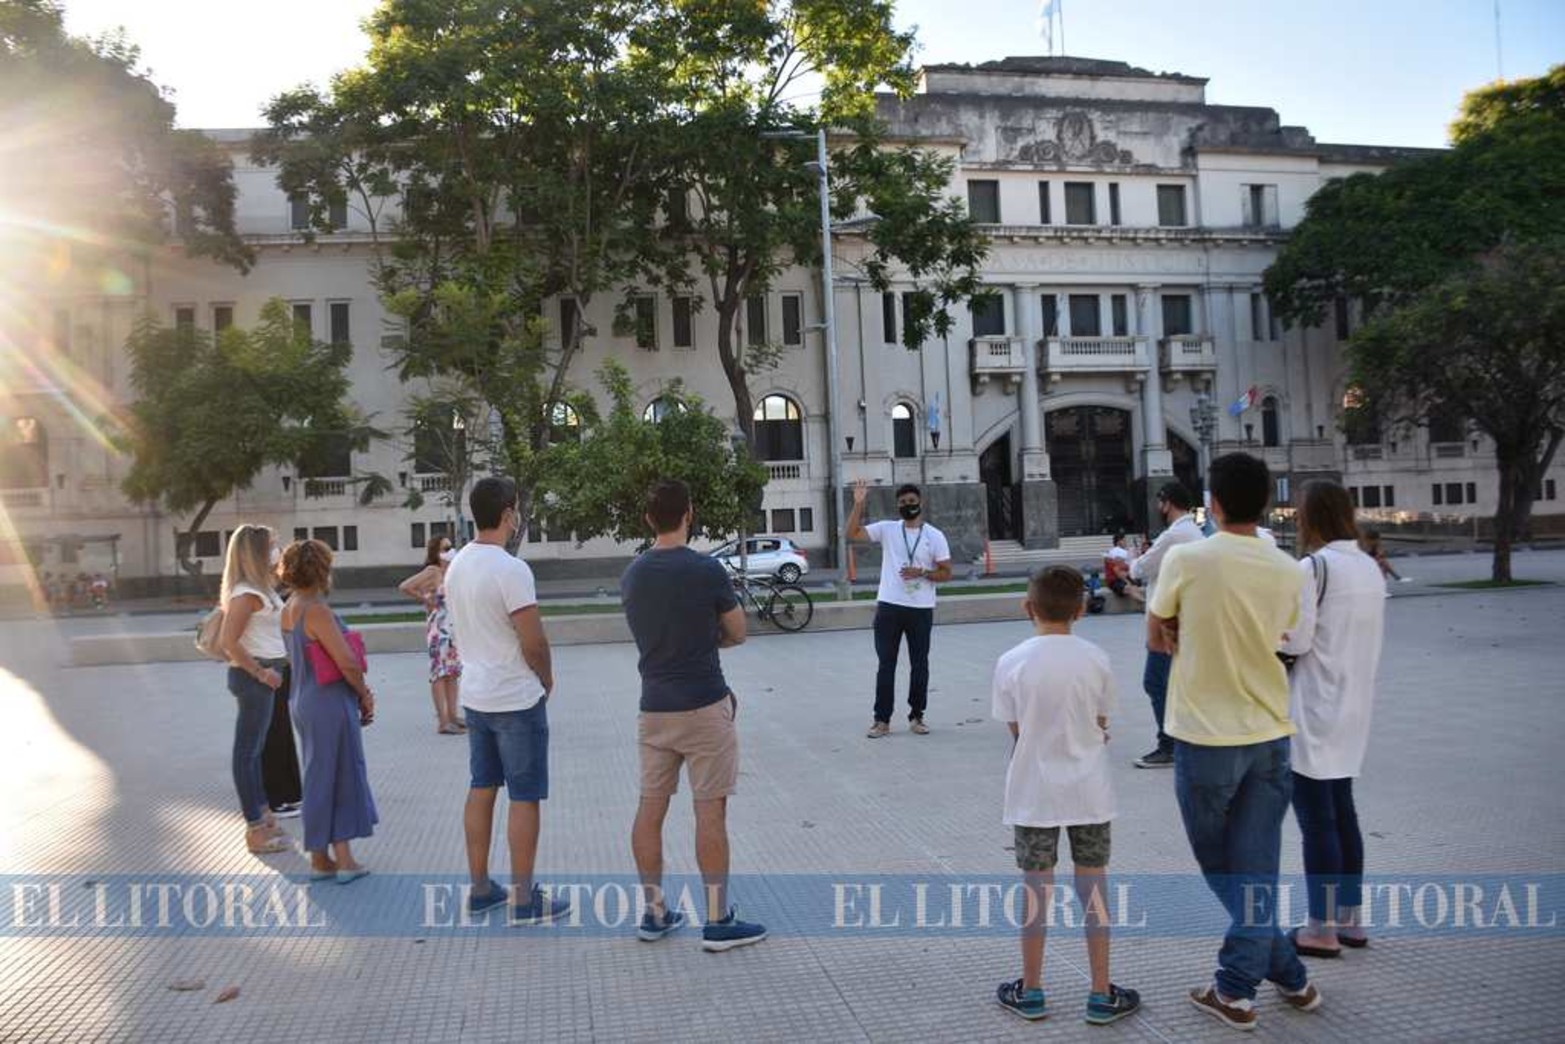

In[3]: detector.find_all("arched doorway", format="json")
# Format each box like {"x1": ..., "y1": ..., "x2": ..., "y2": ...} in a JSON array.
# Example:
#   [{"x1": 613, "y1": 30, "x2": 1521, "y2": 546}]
[
  {"x1": 979, "y1": 432, "x2": 1019, "y2": 541},
  {"x1": 1167, "y1": 429, "x2": 1201, "y2": 502},
  {"x1": 1048, "y1": 407, "x2": 1134, "y2": 537}
]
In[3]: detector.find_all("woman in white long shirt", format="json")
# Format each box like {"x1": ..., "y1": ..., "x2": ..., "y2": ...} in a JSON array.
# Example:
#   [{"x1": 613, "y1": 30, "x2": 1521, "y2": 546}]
[{"x1": 1280, "y1": 482, "x2": 1385, "y2": 957}]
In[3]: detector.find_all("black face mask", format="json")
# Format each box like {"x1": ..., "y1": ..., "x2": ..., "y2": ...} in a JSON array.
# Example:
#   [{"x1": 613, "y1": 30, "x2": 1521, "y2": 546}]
[{"x1": 898, "y1": 503, "x2": 922, "y2": 520}]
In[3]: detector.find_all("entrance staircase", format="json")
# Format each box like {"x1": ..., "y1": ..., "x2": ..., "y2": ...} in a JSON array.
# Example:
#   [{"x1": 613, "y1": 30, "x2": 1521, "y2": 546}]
[{"x1": 983, "y1": 535, "x2": 1143, "y2": 573}]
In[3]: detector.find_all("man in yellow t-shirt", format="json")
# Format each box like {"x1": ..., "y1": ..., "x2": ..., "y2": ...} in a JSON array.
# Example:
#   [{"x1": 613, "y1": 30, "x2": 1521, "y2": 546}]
[{"x1": 1147, "y1": 453, "x2": 1321, "y2": 1031}]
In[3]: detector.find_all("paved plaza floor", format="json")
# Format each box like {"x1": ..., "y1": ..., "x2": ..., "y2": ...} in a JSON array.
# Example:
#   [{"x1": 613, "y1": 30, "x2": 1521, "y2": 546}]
[{"x1": 4, "y1": 552, "x2": 1564, "y2": 1042}]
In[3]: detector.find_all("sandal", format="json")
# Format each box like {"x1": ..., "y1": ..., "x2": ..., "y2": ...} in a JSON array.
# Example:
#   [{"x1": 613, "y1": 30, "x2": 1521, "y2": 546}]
[
  {"x1": 246, "y1": 834, "x2": 292, "y2": 855},
  {"x1": 438, "y1": 722, "x2": 463, "y2": 735},
  {"x1": 1288, "y1": 926, "x2": 1341, "y2": 959}
]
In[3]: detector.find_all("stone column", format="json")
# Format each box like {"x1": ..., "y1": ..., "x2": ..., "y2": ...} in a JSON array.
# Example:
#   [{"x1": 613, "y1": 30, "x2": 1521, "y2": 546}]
[
  {"x1": 1137, "y1": 283, "x2": 1174, "y2": 528},
  {"x1": 1014, "y1": 285, "x2": 1044, "y2": 461},
  {"x1": 1010, "y1": 284, "x2": 1057, "y2": 548}
]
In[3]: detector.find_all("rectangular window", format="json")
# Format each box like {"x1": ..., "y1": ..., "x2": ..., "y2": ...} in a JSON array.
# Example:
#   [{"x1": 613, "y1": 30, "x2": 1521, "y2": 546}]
[
  {"x1": 771, "y1": 508, "x2": 796, "y2": 533},
  {"x1": 1110, "y1": 294, "x2": 1128, "y2": 337},
  {"x1": 299, "y1": 433, "x2": 352, "y2": 479},
  {"x1": 194, "y1": 530, "x2": 221, "y2": 558},
  {"x1": 966, "y1": 179, "x2": 1000, "y2": 223},
  {"x1": 1276, "y1": 476, "x2": 1291, "y2": 505},
  {"x1": 1362, "y1": 486, "x2": 1382, "y2": 509},
  {"x1": 289, "y1": 195, "x2": 310, "y2": 231},
  {"x1": 672, "y1": 296, "x2": 693, "y2": 349},
  {"x1": 174, "y1": 306, "x2": 196, "y2": 333},
  {"x1": 329, "y1": 301, "x2": 350, "y2": 345},
  {"x1": 1383, "y1": 486, "x2": 1395, "y2": 508},
  {"x1": 1432, "y1": 484, "x2": 1443, "y2": 506},
  {"x1": 558, "y1": 298, "x2": 581, "y2": 346},
  {"x1": 293, "y1": 527, "x2": 309, "y2": 542},
  {"x1": 342, "y1": 526, "x2": 358, "y2": 552},
  {"x1": 1064, "y1": 182, "x2": 1095, "y2": 225},
  {"x1": 1466, "y1": 482, "x2": 1477, "y2": 504},
  {"x1": 970, "y1": 294, "x2": 1006, "y2": 337},
  {"x1": 1107, "y1": 183, "x2": 1121, "y2": 226},
  {"x1": 312, "y1": 526, "x2": 339, "y2": 551},
  {"x1": 1243, "y1": 183, "x2": 1278, "y2": 227},
  {"x1": 745, "y1": 294, "x2": 767, "y2": 346},
  {"x1": 1068, "y1": 294, "x2": 1101, "y2": 337},
  {"x1": 1038, "y1": 181, "x2": 1051, "y2": 224},
  {"x1": 781, "y1": 293, "x2": 803, "y2": 347},
  {"x1": 666, "y1": 187, "x2": 688, "y2": 228},
  {"x1": 1445, "y1": 482, "x2": 1464, "y2": 505},
  {"x1": 1349, "y1": 487, "x2": 1360, "y2": 507},
  {"x1": 430, "y1": 521, "x2": 451, "y2": 539},
  {"x1": 328, "y1": 198, "x2": 348, "y2": 230},
  {"x1": 411, "y1": 522, "x2": 426, "y2": 548},
  {"x1": 1157, "y1": 184, "x2": 1187, "y2": 227},
  {"x1": 1040, "y1": 295, "x2": 1059, "y2": 338},
  {"x1": 213, "y1": 305, "x2": 234, "y2": 333},
  {"x1": 1250, "y1": 293, "x2": 1269, "y2": 341},
  {"x1": 1334, "y1": 296, "x2": 1351, "y2": 340},
  {"x1": 900, "y1": 293, "x2": 918, "y2": 347},
  {"x1": 799, "y1": 507, "x2": 814, "y2": 532},
  {"x1": 292, "y1": 302, "x2": 312, "y2": 335},
  {"x1": 634, "y1": 294, "x2": 657, "y2": 350},
  {"x1": 1547, "y1": 479, "x2": 1557, "y2": 501},
  {"x1": 881, "y1": 292, "x2": 897, "y2": 344},
  {"x1": 1161, "y1": 294, "x2": 1193, "y2": 337}
]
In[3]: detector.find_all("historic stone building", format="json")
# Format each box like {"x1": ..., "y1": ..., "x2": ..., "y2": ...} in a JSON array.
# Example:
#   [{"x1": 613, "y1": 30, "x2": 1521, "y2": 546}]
[{"x1": 4, "y1": 56, "x2": 1560, "y2": 591}]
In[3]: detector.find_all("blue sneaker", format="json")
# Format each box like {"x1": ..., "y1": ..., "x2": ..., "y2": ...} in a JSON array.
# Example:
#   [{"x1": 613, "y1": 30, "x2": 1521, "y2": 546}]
[
  {"x1": 996, "y1": 979, "x2": 1048, "y2": 1021},
  {"x1": 509, "y1": 886, "x2": 572, "y2": 926},
  {"x1": 1086, "y1": 983, "x2": 1141, "y2": 1025},
  {"x1": 466, "y1": 880, "x2": 508, "y2": 916},
  {"x1": 637, "y1": 908, "x2": 687, "y2": 942},
  {"x1": 700, "y1": 908, "x2": 767, "y2": 952}
]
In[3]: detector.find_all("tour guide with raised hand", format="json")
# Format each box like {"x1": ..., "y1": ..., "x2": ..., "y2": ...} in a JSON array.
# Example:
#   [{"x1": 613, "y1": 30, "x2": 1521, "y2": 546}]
[{"x1": 847, "y1": 480, "x2": 953, "y2": 738}]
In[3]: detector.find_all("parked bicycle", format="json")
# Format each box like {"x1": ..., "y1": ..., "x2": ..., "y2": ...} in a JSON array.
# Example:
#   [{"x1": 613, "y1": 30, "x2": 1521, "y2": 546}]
[{"x1": 726, "y1": 563, "x2": 813, "y2": 632}]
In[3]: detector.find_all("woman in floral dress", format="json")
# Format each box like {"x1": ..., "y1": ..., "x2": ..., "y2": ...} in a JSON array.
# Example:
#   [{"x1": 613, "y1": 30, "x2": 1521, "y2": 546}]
[{"x1": 399, "y1": 535, "x2": 464, "y2": 734}]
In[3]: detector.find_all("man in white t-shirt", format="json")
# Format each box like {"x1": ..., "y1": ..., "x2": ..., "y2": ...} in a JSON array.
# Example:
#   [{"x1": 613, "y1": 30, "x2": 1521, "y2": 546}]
[
  {"x1": 442, "y1": 477, "x2": 569, "y2": 925},
  {"x1": 990, "y1": 565, "x2": 1140, "y2": 1024},
  {"x1": 846, "y1": 480, "x2": 953, "y2": 739},
  {"x1": 1127, "y1": 482, "x2": 1203, "y2": 769}
]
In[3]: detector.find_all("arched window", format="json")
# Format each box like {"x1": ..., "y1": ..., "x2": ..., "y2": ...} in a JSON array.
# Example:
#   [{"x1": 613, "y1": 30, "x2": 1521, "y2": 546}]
[
  {"x1": 0, "y1": 417, "x2": 48, "y2": 489},
  {"x1": 1260, "y1": 396, "x2": 1280, "y2": 448},
  {"x1": 751, "y1": 394, "x2": 803, "y2": 461},
  {"x1": 892, "y1": 402, "x2": 918, "y2": 459},
  {"x1": 1341, "y1": 387, "x2": 1381, "y2": 445},
  {"x1": 642, "y1": 396, "x2": 686, "y2": 423},
  {"x1": 547, "y1": 403, "x2": 581, "y2": 445}
]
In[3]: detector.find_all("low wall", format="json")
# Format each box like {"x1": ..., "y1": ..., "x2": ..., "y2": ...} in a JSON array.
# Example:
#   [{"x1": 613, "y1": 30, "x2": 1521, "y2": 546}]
[{"x1": 67, "y1": 592, "x2": 1140, "y2": 667}]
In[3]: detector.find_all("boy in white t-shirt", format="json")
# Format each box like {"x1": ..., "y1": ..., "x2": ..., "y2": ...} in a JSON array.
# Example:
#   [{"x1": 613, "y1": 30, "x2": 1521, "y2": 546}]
[{"x1": 991, "y1": 566, "x2": 1141, "y2": 1026}]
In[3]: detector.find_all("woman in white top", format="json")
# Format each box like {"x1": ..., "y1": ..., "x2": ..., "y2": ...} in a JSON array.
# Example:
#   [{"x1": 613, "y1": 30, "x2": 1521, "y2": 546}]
[
  {"x1": 219, "y1": 525, "x2": 294, "y2": 855},
  {"x1": 1280, "y1": 482, "x2": 1386, "y2": 956}
]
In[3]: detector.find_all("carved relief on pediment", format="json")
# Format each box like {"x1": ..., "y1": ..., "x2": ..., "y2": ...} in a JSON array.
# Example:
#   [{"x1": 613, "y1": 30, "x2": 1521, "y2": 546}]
[{"x1": 1000, "y1": 110, "x2": 1135, "y2": 166}]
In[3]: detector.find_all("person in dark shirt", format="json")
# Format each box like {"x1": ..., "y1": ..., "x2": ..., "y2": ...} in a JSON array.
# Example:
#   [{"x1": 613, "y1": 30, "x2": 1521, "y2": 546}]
[{"x1": 621, "y1": 479, "x2": 766, "y2": 952}]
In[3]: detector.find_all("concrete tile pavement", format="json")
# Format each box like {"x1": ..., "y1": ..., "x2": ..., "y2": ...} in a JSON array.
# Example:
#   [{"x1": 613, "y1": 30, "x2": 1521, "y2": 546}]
[{"x1": 2, "y1": 567, "x2": 1563, "y2": 1042}]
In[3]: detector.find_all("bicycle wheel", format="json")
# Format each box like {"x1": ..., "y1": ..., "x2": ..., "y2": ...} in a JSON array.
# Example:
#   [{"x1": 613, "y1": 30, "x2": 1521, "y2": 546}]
[{"x1": 765, "y1": 584, "x2": 813, "y2": 632}]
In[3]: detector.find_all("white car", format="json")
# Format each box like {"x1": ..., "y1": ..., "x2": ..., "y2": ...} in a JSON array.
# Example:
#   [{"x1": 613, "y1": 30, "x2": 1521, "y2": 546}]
[{"x1": 711, "y1": 536, "x2": 810, "y2": 583}]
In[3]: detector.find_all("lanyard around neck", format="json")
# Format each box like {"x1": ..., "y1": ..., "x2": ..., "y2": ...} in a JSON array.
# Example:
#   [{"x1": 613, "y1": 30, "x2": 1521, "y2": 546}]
[{"x1": 901, "y1": 525, "x2": 924, "y2": 562}]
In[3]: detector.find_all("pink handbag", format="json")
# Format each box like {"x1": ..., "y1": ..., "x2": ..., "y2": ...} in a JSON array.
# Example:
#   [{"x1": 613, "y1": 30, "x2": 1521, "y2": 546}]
[{"x1": 306, "y1": 630, "x2": 367, "y2": 685}]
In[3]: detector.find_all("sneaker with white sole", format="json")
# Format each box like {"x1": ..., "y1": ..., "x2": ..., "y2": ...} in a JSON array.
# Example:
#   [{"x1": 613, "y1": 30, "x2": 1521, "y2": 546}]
[
  {"x1": 909, "y1": 718, "x2": 930, "y2": 735},
  {"x1": 866, "y1": 721, "x2": 890, "y2": 739},
  {"x1": 509, "y1": 886, "x2": 572, "y2": 926},
  {"x1": 996, "y1": 979, "x2": 1047, "y2": 1021},
  {"x1": 1276, "y1": 981, "x2": 1323, "y2": 1012},
  {"x1": 1189, "y1": 985, "x2": 1257, "y2": 1030},
  {"x1": 1085, "y1": 983, "x2": 1141, "y2": 1025},
  {"x1": 637, "y1": 908, "x2": 686, "y2": 942},
  {"x1": 701, "y1": 908, "x2": 767, "y2": 951}
]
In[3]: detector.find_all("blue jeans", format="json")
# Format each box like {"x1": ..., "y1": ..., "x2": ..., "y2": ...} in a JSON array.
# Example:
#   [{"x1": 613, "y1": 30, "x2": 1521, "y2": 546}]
[
  {"x1": 873, "y1": 603, "x2": 933, "y2": 723},
  {"x1": 467, "y1": 702, "x2": 550, "y2": 801},
  {"x1": 228, "y1": 667, "x2": 278, "y2": 824},
  {"x1": 1291, "y1": 774, "x2": 1364, "y2": 922},
  {"x1": 1174, "y1": 738, "x2": 1307, "y2": 1001},
  {"x1": 1142, "y1": 649, "x2": 1172, "y2": 751}
]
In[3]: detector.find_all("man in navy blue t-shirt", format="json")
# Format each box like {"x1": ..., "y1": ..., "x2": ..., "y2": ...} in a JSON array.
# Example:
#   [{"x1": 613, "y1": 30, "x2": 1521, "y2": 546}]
[{"x1": 621, "y1": 479, "x2": 766, "y2": 952}]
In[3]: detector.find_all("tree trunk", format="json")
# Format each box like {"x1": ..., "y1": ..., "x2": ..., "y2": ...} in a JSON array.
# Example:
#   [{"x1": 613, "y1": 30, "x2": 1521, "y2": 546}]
[
  {"x1": 714, "y1": 295, "x2": 755, "y2": 444},
  {"x1": 1491, "y1": 452, "x2": 1525, "y2": 583},
  {"x1": 176, "y1": 497, "x2": 220, "y2": 578}
]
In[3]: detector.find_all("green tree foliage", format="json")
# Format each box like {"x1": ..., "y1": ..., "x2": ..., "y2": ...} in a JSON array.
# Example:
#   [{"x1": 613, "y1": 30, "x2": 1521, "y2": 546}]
[
  {"x1": 534, "y1": 361, "x2": 766, "y2": 548},
  {"x1": 0, "y1": 0, "x2": 248, "y2": 269},
  {"x1": 1265, "y1": 65, "x2": 1565, "y2": 580},
  {"x1": 119, "y1": 300, "x2": 383, "y2": 573}
]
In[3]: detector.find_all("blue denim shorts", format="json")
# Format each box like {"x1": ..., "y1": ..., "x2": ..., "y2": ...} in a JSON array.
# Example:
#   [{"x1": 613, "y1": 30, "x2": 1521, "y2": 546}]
[{"x1": 466, "y1": 702, "x2": 549, "y2": 801}]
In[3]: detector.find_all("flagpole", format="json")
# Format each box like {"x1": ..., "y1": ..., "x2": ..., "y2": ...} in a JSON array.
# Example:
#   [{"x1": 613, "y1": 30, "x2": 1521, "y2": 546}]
[{"x1": 1059, "y1": 0, "x2": 1065, "y2": 56}]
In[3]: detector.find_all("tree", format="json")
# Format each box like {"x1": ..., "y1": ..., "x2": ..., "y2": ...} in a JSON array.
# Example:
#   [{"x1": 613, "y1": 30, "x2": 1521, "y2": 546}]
[
  {"x1": 627, "y1": 0, "x2": 988, "y2": 442},
  {"x1": 0, "y1": 0, "x2": 249, "y2": 270},
  {"x1": 254, "y1": 0, "x2": 677, "y2": 529},
  {"x1": 534, "y1": 361, "x2": 766, "y2": 549},
  {"x1": 1265, "y1": 65, "x2": 1565, "y2": 581},
  {"x1": 119, "y1": 300, "x2": 384, "y2": 574},
  {"x1": 402, "y1": 376, "x2": 492, "y2": 538}
]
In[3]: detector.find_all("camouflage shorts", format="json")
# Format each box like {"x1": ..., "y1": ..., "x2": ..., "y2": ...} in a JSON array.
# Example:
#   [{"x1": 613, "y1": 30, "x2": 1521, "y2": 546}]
[{"x1": 1013, "y1": 822, "x2": 1112, "y2": 872}]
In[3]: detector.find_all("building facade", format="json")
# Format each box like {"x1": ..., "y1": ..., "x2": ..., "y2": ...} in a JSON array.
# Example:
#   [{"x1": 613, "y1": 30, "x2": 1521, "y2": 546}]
[{"x1": 4, "y1": 56, "x2": 1560, "y2": 591}]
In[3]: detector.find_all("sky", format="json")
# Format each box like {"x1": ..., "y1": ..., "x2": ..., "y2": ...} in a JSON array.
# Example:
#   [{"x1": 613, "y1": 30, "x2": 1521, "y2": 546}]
[{"x1": 61, "y1": 0, "x2": 1565, "y2": 147}]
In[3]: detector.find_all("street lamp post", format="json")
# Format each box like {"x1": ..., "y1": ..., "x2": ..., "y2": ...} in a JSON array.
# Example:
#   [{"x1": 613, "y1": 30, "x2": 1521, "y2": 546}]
[{"x1": 1189, "y1": 390, "x2": 1218, "y2": 524}]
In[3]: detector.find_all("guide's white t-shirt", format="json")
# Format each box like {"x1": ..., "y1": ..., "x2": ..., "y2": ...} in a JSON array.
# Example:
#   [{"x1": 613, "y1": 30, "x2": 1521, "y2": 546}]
[
  {"x1": 991, "y1": 634, "x2": 1117, "y2": 828},
  {"x1": 865, "y1": 520, "x2": 951, "y2": 609},
  {"x1": 443, "y1": 543, "x2": 545, "y2": 713}
]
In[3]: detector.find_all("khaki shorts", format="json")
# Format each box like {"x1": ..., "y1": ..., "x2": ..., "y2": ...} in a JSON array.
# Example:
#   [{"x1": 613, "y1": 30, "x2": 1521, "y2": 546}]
[
  {"x1": 1014, "y1": 822, "x2": 1112, "y2": 872},
  {"x1": 638, "y1": 694, "x2": 739, "y2": 801}
]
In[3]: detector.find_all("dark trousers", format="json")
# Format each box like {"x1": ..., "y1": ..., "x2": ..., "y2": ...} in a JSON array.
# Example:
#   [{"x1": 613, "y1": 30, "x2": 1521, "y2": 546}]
[
  {"x1": 1174, "y1": 738, "x2": 1307, "y2": 1001},
  {"x1": 872, "y1": 602, "x2": 933, "y2": 723},
  {"x1": 261, "y1": 661, "x2": 302, "y2": 808},
  {"x1": 1142, "y1": 649, "x2": 1173, "y2": 751},
  {"x1": 1291, "y1": 773, "x2": 1365, "y2": 922}
]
